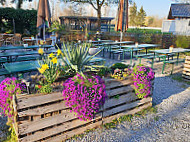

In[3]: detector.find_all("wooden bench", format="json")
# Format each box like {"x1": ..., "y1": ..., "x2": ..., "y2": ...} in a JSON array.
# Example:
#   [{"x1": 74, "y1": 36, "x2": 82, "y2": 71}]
[
  {"x1": 182, "y1": 56, "x2": 190, "y2": 80},
  {"x1": 162, "y1": 58, "x2": 185, "y2": 74}
]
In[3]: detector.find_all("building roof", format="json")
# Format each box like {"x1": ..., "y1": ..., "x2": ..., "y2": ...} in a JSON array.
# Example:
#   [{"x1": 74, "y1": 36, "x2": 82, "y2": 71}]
[
  {"x1": 168, "y1": 3, "x2": 190, "y2": 19},
  {"x1": 59, "y1": 16, "x2": 114, "y2": 21}
]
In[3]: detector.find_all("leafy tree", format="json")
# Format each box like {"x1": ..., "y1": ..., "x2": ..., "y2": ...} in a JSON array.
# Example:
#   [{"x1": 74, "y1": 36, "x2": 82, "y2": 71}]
[
  {"x1": 137, "y1": 6, "x2": 146, "y2": 27},
  {"x1": 63, "y1": 0, "x2": 120, "y2": 31},
  {"x1": 0, "y1": 0, "x2": 32, "y2": 9},
  {"x1": 129, "y1": 2, "x2": 137, "y2": 26},
  {"x1": 0, "y1": 8, "x2": 37, "y2": 35}
]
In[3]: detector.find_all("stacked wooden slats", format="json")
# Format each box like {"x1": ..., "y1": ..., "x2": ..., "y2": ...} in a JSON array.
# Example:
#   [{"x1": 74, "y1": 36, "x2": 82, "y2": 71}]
[
  {"x1": 182, "y1": 56, "x2": 190, "y2": 80},
  {"x1": 13, "y1": 77, "x2": 153, "y2": 142}
]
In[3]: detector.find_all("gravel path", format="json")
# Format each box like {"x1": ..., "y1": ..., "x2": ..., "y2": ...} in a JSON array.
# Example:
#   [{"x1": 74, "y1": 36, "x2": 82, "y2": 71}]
[
  {"x1": 0, "y1": 52, "x2": 190, "y2": 141},
  {"x1": 66, "y1": 73, "x2": 190, "y2": 142}
]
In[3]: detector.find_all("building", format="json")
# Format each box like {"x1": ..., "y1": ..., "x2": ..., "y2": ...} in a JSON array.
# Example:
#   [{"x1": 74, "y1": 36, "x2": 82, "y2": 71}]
[
  {"x1": 162, "y1": 3, "x2": 190, "y2": 35},
  {"x1": 59, "y1": 16, "x2": 114, "y2": 32}
]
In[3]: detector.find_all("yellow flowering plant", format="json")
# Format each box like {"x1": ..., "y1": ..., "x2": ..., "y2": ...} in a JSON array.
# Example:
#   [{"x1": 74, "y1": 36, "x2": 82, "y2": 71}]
[{"x1": 38, "y1": 51, "x2": 60, "y2": 85}]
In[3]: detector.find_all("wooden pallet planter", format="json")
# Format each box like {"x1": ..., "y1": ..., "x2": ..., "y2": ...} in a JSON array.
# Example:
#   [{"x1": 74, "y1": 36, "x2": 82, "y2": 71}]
[
  {"x1": 182, "y1": 56, "x2": 190, "y2": 80},
  {"x1": 12, "y1": 76, "x2": 154, "y2": 142}
]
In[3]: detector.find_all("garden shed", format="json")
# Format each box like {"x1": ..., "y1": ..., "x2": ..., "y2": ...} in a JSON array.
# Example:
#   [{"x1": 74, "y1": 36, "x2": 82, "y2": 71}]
[
  {"x1": 162, "y1": 3, "x2": 190, "y2": 35},
  {"x1": 59, "y1": 16, "x2": 114, "y2": 32}
]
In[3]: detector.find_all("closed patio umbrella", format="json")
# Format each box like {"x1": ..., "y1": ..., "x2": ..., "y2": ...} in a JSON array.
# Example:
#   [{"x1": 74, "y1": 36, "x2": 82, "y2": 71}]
[
  {"x1": 37, "y1": 0, "x2": 51, "y2": 40},
  {"x1": 115, "y1": 0, "x2": 128, "y2": 41}
]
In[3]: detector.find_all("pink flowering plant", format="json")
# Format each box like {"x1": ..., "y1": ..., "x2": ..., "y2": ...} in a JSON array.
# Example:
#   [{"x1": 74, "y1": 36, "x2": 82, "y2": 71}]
[
  {"x1": 62, "y1": 73, "x2": 107, "y2": 121},
  {"x1": 0, "y1": 77, "x2": 26, "y2": 118},
  {"x1": 132, "y1": 65, "x2": 154, "y2": 99}
]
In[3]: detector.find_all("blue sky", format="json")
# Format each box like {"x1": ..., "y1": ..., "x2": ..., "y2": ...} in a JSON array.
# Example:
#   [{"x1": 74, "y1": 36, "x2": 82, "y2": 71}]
[{"x1": 133, "y1": 0, "x2": 172, "y2": 17}]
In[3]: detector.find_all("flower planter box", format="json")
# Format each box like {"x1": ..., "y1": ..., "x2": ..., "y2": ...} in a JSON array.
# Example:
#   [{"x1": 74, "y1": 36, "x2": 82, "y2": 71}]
[
  {"x1": 182, "y1": 56, "x2": 190, "y2": 80},
  {"x1": 12, "y1": 76, "x2": 154, "y2": 142}
]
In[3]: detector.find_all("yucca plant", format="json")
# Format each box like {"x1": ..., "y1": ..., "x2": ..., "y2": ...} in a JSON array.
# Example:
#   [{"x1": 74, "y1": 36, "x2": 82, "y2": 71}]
[{"x1": 61, "y1": 42, "x2": 103, "y2": 77}]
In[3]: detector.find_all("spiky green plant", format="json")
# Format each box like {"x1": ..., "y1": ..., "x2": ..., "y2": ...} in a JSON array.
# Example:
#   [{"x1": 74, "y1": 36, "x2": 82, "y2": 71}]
[{"x1": 61, "y1": 43, "x2": 103, "y2": 77}]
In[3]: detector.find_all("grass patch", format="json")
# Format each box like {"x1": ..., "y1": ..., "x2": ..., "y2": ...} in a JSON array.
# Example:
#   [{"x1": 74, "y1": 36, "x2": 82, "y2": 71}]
[{"x1": 104, "y1": 106, "x2": 157, "y2": 129}]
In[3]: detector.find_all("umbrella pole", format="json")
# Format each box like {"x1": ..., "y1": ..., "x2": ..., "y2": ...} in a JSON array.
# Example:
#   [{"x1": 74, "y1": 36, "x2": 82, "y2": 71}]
[
  {"x1": 120, "y1": 31, "x2": 123, "y2": 42},
  {"x1": 43, "y1": 21, "x2": 45, "y2": 41}
]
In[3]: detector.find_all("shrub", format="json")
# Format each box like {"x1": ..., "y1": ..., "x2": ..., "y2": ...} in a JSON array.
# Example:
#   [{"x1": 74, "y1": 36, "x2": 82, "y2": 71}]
[
  {"x1": 132, "y1": 65, "x2": 154, "y2": 98},
  {"x1": 62, "y1": 74, "x2": 107, "y2": 121},
  {"x1": 175, "y1": 35, "x2": 190, "y2": 49},
  {"x1": 111, "y1": 63, "x2": 129, "y2": 70}
]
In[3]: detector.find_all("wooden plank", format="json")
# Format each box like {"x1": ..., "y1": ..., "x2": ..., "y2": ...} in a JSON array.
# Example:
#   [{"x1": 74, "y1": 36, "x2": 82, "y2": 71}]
[
  {"x1": 185, "y1": 60, "x2": 190, "y2": 64},
  {"x1": 18, "y1": 110, "x2": 76, "y2": 135},
  {"x1": 44, "y1": 121, "x2": 102, "y2": 142},
  {"x1": 186, "y1": 56, "x2": 190, "y2": 60},
  {"x1": 104, "y1": 92, "x2": 138, "y2": 110},
  {"x1": 183, "y1": 67, "x2": 190, "y2": 72},
  {"x1": 17, "y1": 92, "x2": 63, "y2": 110},
  {"x1": 12, "y1": 95, "x2": 19, "y2": 137},
  {"x1": 183, "y1": 71, "x2": 190, "y2": 76},
  {"x1": 103, "y1": 97, "x2": 152, "y2": 117},
  {"x1": 182, "y1": 74, "x2": 190, "y2": 80},
  {"x1": 18, "y1": 101, "x2": 68, "y2": 117},
  {"x1": 184, "y1": 64, "x2": 190, "y2": 69},
  {"x1": 106, "y1": 79, "x2": 133, "y2": 90},
  {"x1": 20, "y1": 116, "x2": 102, "y2": 142},
  {"x1": 103, "y1": 102, "x2": 152, "y2": 125},
  {"x1": 106, "y1": 85, "x2": 134, "y2": 97}
]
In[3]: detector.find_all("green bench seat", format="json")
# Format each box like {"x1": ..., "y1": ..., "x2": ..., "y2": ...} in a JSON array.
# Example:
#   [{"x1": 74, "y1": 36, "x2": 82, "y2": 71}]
[
  {"x1": 162, "y1": 59, "x2": 185, "y2": 74},
  {"x1": 0, "y1": 68, "x2": 9, "y2": 76},
  {"x1": 134, "y1": 53, "x2": 154, "y2": 58},
  {"x1": 0, "y1": 58, "x2": 7, "y2": 63},
  {"x1": 13, "y1": 56, "x2": 41, "y2": 62}
]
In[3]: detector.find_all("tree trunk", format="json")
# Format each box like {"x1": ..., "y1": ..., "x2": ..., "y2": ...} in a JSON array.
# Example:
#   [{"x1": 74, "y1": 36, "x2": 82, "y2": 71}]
[
  {"x1": 17, "y1": 0, "x2": 23, "y2": 9},
  {"x1": 97, "y1": 7, "x2": 101, "y2": 32}
]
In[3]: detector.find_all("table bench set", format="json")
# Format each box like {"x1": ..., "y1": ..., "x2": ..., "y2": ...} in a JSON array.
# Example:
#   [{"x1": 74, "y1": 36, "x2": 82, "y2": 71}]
[
  {"x1": 0, "y1": 41, "x2": 189, "y2": 76},
  {"x1": 92, "y1": 40, "x2": 190, "y2": 74},
  {"x1": 0, "y1": 44, "x2": 105, "y2": 76}
]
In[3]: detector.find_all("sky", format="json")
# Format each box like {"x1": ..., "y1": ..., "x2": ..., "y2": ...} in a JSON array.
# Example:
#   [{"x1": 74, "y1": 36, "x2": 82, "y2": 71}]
[
  {"x1": 133, "y1": 0, "x2": 172, "y2": 18},
  {"x1": 1, "y1": 0, "x2": 176, "y2": 18}
]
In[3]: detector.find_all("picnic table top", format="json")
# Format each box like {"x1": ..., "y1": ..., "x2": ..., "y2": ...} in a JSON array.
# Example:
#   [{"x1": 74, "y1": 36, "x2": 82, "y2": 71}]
[
  {"x1": 150, "y1": 48, "x2": 190, "y2": 54},
  {"x1": 3, "y1": 56, "x2": 105, "y2": 73},
  {"x1": 89, "y1": 40, "x2": 113, "y2": 43},
  {"x1": 0, "y1": 45, "x2": 53, "y2": 51},
  {"x1": 0, "y1": 49, "x2": 56, "y2": 57},
  {"x1": 4, "y1": 61, "x2": 40, "y2": 73},
  {"x1": 101, "y1": 41, "x2": 134, "y2": 45},
  {"x1": 121, "y1": 44, "x2": 161, "y2": 49}
]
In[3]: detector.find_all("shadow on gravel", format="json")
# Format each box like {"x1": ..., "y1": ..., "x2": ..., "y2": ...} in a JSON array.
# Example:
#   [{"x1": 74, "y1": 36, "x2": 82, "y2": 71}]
[{"x1": 152, "y1": 73, "x2": 190, "y2": 106}]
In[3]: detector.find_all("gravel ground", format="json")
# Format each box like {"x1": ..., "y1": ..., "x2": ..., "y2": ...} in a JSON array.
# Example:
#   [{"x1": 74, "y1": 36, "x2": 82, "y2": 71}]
[
  {"x1": 66, "y1": 73, "x2": 190, "y2": 142},
  {"x1": 0, "y1": 52, "x2": 190, "y2": 141}
]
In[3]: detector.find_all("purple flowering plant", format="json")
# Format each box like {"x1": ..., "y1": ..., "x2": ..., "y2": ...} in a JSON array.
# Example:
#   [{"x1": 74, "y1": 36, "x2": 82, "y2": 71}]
[
  {"x1": 132, "y1": 65, "x2": 154, "y2": 99},
  {"x1": 0, "y1": 77, "x2": 26, "y2": 118},
  {"x1": 62, "y1": 73, "x2": 107, "y2": 121}
]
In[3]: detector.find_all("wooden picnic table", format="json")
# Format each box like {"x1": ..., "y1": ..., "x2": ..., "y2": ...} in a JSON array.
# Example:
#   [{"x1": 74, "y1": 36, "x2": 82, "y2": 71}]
[
  {"x1": 121, "y1": 44, "x2": 161, "y2": 64},
  {"x1": 150, "y1": 48, "x2": 190, "y2": 74},
  {"x1": 0, "y1": 45, "x2": 53, "y2": 52}
]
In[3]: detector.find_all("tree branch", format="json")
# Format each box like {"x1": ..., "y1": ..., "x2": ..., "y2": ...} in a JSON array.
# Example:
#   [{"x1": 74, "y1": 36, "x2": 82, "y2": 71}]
[{"x1": 100, "y1": 0, "x2": 105, "y2": 7}]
